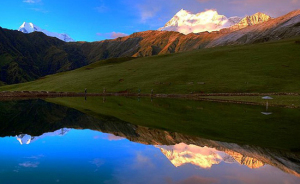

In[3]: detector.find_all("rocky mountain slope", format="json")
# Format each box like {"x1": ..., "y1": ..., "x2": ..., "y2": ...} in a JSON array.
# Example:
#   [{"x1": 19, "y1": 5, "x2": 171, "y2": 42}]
[
  {"x1": 209, "y1": 10, "x2": 300, "y2": 46},
  {"x1": 81, "y1": 10, "x2": 300, "y2": 60},
  {"x1": 0, "y1": 10, "x2": 300, "y2": 85},
  {"x1": 228, "y1": 12, "x2": 271, "y2": 31},
  {"x1": 158, "y1": 9, "x2": 271, "y2": 35}
]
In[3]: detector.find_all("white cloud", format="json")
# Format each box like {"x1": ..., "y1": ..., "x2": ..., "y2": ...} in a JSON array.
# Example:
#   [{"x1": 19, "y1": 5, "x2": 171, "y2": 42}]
[
  {"x1": 136, "y1": 2, "x2": 161, "y2": 23},
  {"x1": 90, "y1": 159, "x2": 104, "y2": 168},
  {"x1": 23, "y1": 0, "x2": 41, "y2": 3},
  {"x1": 30, "y1": 8, "x2": 48, "y2": 13},
  {"x1": 95, "y1": 5, "x2": 109, "y2": 13},
  {"x1": 97, "y1": 32, "x2": 128, "y2": 39}
]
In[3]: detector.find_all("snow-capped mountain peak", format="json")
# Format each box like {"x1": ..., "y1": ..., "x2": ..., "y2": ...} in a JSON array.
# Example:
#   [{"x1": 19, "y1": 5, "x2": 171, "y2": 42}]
[
  {"x1": 159, "y1": 9, "x2": 241, "y2": 34},
  {"x1": 18, "y1": 22, "x2": 75, "y2": 42},
  {"x1": 18, "y1": 22, "x2": 39, "y2": 33},
  {"x1": 175, "y1": 9, "x2": 190, "y2": 17}
]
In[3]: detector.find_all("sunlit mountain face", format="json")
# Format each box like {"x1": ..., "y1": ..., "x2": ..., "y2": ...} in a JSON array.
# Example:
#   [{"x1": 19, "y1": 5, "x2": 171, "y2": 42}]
[
  {"x1": 158, "y1": 9, "x2": 271, "y2": 34},
  {"x1": 157, "y1": 143, "x2": 264, "y2": 169}
]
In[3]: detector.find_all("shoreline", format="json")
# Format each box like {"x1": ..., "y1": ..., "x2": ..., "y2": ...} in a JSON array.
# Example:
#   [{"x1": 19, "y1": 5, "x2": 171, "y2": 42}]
[
  {"x1": 0, "y1": 91, "x2": 299, "y2": 108},
  {"x1": 0, "y1": 91, "x2": 298, "y2": 97}
]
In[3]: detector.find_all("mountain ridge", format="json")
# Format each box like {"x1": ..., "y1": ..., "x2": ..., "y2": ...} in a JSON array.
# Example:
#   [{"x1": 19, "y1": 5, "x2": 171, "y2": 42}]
[
  {"x1": 0, "y1": 9, "x2": 300, "y2": 85},
  {"x1": 158, "y1": 10, "x2": 272, "y2": 34}
]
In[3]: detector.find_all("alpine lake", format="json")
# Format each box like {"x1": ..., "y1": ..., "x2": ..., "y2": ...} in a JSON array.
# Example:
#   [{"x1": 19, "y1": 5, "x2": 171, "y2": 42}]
[{"x1": 0, "y1": 96, "x2": 300, "y2": 184}]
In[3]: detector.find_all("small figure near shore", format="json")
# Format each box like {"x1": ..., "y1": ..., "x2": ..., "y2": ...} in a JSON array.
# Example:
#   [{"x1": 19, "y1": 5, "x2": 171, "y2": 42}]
[
  {"x1": 85, "y1": 88, "x2": 87, "y2": 94},
  {"x1": 103, "y1": 87, "x2": 106, "y2": 94}
]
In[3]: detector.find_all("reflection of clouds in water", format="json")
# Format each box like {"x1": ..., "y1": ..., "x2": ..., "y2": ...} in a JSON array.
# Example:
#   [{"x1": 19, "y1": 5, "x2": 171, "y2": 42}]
[
  {"x1": 107, "y1": 134, "x2": 125, "y2": 141},
  {"x1": 19, "y1": 162, "x2": 39, "y2": 168},
  {"x1": 224, "y1": 166, "x2": 300, "y2": 184},
  {"x1": 90, "y1": 158, "x2": 104, "y2": 168},
  {"x1": 93, "y1": 135, "x2": 101, "y2": 139},
  {"x1": 25, "y1": 154, "x2": 44, "y2": 160},
  {"x1": 90, "y1": 159, "x2": 105, "y2": 172},
  {"x1": 165, "y1": 175, "x2": 219, "y2": 184},
  {"x1": 94, "y1": 133, "x2": 125, "y2": 141},
  {"x1": 132, "y1": 152, "x2": 154, "y2": 169}
]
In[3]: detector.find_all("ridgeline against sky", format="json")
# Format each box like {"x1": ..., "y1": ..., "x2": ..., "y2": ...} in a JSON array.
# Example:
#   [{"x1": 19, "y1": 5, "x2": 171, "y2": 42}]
[{"x1": 0, "y1": 0, "x2": 300, "y2": 42}]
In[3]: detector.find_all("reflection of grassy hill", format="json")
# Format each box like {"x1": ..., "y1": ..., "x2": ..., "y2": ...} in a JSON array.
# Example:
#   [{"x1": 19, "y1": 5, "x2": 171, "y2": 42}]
[
  {"x1": 1, "y1": 37, "x2": 300, "y2": 94},
  {"x1": 47, "y1": 97, "x2": 300, "y2": 151},
  {"x1": 0, "y1": 99, "x2": 134, "y2": 137}
]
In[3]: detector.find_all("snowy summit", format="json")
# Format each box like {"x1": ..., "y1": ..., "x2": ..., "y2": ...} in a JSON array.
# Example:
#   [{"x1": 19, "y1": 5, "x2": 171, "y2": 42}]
[
  {"x1": 18, "y1": 22, "x2": 75, "y2": 42},
  {"x1": 159, "y1": 9, "x2": 242, "y2": 34}
]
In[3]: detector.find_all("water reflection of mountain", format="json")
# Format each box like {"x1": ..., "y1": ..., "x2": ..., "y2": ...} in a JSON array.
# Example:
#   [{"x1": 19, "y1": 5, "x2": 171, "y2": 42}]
[
  {"x1": 0, "y1": 99, "x2": 299, "y2": 177},
  {"x1": 16, "y1": 128, "x2": 70, "y2": 145},
  {"x1": 157, "y1": 143, "x2": 265, "y2": 169}
]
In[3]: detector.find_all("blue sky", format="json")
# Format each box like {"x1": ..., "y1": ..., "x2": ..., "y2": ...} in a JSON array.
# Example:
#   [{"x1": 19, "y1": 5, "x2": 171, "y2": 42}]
[{"x1": 0, "y1": 0, "x2": 300, "y2": 42}]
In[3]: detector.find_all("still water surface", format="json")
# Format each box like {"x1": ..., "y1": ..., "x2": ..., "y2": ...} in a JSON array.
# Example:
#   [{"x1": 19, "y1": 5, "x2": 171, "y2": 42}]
[{"x1": 0, "y1": 98, "x2": 299, "y2": 184}]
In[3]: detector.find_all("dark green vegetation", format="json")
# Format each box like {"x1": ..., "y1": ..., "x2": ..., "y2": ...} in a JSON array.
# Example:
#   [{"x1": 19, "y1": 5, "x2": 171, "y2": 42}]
[
  {"x1": 0, "y1": 99, "x2": 130, "y2": 137},
  {"x1": 0, "y1": 27, "x2": 197, "y2": 85},
  {"x1": 1, "y1": 37, "x2": 300, "y2": 94},
  {"x1": 0, "y1": 27, "x2": 90, "y2": 85},
  {"x1": 47, "y1": 96, "x2": 300, "y2": 151}
]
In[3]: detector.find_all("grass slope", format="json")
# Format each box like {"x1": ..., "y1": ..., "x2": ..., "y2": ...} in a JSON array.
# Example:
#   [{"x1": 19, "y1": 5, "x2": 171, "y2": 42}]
[{"x1": 1, "y1": 37, "x2": 300, "y2": 94}]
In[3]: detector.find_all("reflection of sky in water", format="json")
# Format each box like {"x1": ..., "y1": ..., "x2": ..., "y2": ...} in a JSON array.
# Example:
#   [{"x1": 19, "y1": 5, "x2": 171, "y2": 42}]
[{"x1": 0, "y1": 129, "x2": 299, "y2": 184}]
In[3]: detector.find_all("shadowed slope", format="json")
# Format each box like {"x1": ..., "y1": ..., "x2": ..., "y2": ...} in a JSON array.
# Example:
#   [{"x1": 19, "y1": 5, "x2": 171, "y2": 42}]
[{"x1": 1, "y1": 36, "x2": 300, "y2": 94}]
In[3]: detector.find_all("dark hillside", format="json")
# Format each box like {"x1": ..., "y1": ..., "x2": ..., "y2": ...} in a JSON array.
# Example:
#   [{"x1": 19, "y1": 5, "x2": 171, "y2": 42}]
[{"x1": 0, "y1": 27, "x2": 87, "y2": 84}]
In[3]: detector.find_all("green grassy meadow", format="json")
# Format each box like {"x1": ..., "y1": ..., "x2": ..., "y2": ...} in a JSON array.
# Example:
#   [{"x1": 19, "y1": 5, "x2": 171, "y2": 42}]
[{"x1": 1, "y1": 37, "x2": 300, "y2": 94}]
